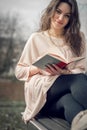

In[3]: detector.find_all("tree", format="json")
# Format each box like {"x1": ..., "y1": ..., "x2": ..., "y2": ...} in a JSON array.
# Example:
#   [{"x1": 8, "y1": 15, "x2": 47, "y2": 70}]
[{"x1": 0, "y1": 12, "x2": 25, "y2": 75}]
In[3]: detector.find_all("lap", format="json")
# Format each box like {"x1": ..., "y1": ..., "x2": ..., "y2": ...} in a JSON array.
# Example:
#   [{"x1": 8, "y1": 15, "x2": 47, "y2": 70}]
[
  {"x1": 40, "y1": 74, "x2": 87, "y2": 110},
  {"x1": 47, "y1": 73, "x2": 87, "y2": 103}
]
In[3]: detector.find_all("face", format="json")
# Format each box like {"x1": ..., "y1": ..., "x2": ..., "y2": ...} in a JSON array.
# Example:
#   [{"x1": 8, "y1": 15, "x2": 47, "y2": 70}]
[{"x1": 51, "y1": 2, "x2": 71, "y2": 31}]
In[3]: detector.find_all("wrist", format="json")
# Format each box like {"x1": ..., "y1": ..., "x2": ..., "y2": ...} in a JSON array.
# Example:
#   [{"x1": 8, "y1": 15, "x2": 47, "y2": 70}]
[{"x1": 30, "y1": 66, "x2": 40, "y2": 76}]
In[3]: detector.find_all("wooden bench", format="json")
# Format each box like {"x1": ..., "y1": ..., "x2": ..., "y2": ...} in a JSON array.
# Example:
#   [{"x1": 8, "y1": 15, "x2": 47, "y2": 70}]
[{"x1": 27, "y1": 114, "x2": 71, "y2": 130}]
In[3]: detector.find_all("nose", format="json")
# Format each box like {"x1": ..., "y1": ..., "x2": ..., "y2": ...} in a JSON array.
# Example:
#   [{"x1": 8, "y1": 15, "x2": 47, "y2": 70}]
[{"x1": 58, "y1": 14, "x2": 64, "y2": 21}]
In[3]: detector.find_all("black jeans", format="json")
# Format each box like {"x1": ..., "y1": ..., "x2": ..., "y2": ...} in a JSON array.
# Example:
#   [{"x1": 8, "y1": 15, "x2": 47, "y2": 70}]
[{"x1": 40, "y1": 73, "x2": 87, "y2": 124}]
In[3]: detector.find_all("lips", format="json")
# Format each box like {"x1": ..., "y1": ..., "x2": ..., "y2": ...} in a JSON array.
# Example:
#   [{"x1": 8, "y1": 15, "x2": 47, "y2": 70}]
[{"x1": 56, "y1": 20, "x2": 63, "y2": 25}]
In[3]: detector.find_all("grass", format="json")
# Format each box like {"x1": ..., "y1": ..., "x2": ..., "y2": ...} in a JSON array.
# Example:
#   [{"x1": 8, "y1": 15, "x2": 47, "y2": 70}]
[
  {"x1": 0, "y1": 100, "x2": 28, "y2": 130},
  {"x1": 0, "y1": 80, "x2": 37, "y2": 130}
]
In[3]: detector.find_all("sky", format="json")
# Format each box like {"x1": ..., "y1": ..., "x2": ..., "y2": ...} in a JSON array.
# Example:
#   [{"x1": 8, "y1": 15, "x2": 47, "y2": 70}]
[
  {"x1": 0, "y1": 0, "x2": 51, "y2": 38},
  {"x1": 0, "y1": 0, "x2": 50, "y2": 28},
  {"x1": 0, "y1": 0, "x2": 87, "y2": 39}
]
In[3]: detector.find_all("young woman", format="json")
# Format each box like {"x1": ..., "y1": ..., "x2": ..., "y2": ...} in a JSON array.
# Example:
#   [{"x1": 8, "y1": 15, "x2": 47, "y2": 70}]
[{"x1": 15, "y1": 0, "x2": 87, "y2": 124}]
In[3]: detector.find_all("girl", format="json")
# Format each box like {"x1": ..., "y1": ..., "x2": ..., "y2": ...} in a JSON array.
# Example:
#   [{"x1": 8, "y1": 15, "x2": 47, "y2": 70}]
[{"x1": 15, "y1": 0, "x2": 87, "y2": 124}]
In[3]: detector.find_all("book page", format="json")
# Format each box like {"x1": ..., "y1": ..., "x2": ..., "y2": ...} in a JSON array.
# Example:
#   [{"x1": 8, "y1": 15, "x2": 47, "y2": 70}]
[
  {"x1": 69, "y1": 56, "x2": 85, "y2": 63},
  {"x1": 32, "y1": 54, "x2": 68, "y2": 70}
]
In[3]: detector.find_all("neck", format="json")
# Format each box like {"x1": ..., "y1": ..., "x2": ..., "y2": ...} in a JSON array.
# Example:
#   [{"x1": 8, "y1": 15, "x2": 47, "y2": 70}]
[{"x1": 48, "y1": 29, "x2": 64, "y2": 38}]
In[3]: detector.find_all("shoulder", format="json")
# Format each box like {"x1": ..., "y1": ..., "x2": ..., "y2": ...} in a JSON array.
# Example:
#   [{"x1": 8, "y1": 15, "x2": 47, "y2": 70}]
[
  {"x1": 25, "y1": 31, "x2": 46, "y2": 49},
  {"x1": 26, "y1": 31, "x2": 48, "y2": 47},
  {"x1": 25, "y1": 31, "x2": 43, "y2": 46},
  {"x1": 29, "y1": 31, "x2": 45, "y2": 40}
]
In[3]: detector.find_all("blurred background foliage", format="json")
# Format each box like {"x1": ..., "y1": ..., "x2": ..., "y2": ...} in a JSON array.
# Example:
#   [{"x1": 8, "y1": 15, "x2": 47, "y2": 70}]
[
  {"x1": 0, "y1": 12, "x2": 30, "y2": 130},
  {"x1": 0, "y1": 12, "x2": 26, "y2": 78}
]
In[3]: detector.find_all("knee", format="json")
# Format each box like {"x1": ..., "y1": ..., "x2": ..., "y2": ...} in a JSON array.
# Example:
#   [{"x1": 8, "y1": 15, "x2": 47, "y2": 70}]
[
  {"x1": 75, "y1": 73, "x2": 87, "y2": 82},
  {"x1": 57, "y1": 94, "x2": 83, "y2": 124},
  {"x1": 70, "y1": 74, "x2": 87, "y2": 94},
  {"x1": 70, "y1": 74, "x2": 87, "y2": 107}
]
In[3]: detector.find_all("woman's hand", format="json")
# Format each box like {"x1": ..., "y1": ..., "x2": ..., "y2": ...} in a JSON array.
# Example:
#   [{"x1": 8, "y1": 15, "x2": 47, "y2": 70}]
[
  {"x1": 29, "y1": 65, "x2": 52, "y2": 76},
  {"x1": 29, "y1": 66, "x2": 40, "y2": 76},
  {"x1": 45, "y1": 64, "x2": 71, "y2": 76}
]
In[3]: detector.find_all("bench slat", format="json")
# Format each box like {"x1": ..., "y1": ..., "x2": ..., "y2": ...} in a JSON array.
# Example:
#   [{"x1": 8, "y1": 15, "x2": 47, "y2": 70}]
[
  {"x1": 50, "y1": 117, "x2": 70, "y2": 129},
  {"x1": 28, "y1": 115, "x2": 71, "y2": 130},
  {"x1": 30, "y1": 119, "x2": 48, "y2": 130},
  {"x1": 37, "y1": 117, "x2": 70, "y2": 130}
]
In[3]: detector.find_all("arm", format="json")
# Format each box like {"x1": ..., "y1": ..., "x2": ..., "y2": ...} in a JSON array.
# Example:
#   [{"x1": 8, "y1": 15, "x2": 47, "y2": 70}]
[
  {"x1": 15, "y1": 64, "x2": 40, "y2": 81},
  {"x1": 15, "y1": 34, "x2": 42, "y2": 81}
]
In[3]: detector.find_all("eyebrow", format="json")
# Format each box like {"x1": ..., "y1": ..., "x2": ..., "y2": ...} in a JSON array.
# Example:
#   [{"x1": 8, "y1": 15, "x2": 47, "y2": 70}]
[{"x1": 56, "y1": 8, "x2": 71, "y2": 15}]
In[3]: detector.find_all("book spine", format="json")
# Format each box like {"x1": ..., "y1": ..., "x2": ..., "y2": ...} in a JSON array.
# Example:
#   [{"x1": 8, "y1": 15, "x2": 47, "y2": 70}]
[{"x1": 56, "y1": 62, "x2": 67, "y2": 69}]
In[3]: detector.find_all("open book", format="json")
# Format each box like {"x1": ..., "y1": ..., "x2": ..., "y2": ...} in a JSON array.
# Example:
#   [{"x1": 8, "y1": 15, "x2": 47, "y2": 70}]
[{"x1": 32, "y1": 53, "x2": 85, "y2": 70}]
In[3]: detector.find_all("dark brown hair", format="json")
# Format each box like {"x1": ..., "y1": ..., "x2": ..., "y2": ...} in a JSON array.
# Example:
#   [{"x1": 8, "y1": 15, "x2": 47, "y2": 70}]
[{"x1": 39, "y1": 0, "x2": 84, "y2": 56}]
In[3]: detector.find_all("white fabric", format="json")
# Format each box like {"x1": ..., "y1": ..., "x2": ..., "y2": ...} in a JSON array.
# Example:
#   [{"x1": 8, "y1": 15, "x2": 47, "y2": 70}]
[
  {"x1": 15, "y1": 31, "x2": 86, "y2": 123},
  {"x1": 71, "y1": 110, "x2": 87, "y2": 130}
]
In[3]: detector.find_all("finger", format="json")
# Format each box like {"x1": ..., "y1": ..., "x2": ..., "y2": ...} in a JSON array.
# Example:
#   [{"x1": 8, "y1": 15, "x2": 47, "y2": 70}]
[
  {"x1": 46, "y1": 65, "x2": 59, "y2": 75},
  {"x1": 52, "y1": 64, "x2": 61, "y2": 70},
  {"x1": 46, "y1": 64, "x2": 56, "y2": 72},
  {"x1": 45, "y1": 67, "x2": 54, "y2": 74},
  {"x1": 52, "y1": 64, "x2": 63, "y2": 74}
]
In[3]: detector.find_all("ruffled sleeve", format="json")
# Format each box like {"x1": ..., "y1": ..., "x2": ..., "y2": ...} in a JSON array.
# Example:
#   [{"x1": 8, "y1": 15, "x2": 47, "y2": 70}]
[{"x1": 15, "y1": 33, "x2": 41, "y2": 81}]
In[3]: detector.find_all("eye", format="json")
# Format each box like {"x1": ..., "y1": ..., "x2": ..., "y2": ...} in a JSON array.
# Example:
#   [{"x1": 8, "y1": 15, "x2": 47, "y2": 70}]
[
  {"x1": 56, "y1": 9, "x2": 61, "y2": 14},
  {"x1": 64, "y1": 14, "x2": 70, "y2": 18}
]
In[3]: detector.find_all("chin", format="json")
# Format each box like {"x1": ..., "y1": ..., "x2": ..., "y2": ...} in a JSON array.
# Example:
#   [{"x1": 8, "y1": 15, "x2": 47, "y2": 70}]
[{"x1": 54, "y1": 25, "x2": 64, "y2": 30}]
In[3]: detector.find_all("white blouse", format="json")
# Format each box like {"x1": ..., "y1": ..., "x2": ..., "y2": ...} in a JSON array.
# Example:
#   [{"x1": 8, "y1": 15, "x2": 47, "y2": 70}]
[{"x1": 15, "y1": 31, "x2": 86, "y2": 123}]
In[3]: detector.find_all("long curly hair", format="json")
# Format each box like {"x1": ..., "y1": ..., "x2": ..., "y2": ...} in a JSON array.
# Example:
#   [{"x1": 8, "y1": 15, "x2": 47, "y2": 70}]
[{"x1": 39, "y1": 0, "x2": 84, "y2": 56}]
